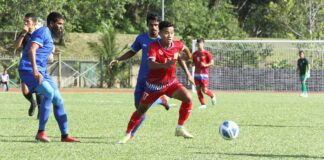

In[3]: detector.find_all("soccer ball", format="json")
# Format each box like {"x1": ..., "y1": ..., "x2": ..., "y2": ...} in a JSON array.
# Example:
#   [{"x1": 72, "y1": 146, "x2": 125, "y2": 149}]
[{"x1": 219, "y1": 121, "x2": 239, "y2": 140}]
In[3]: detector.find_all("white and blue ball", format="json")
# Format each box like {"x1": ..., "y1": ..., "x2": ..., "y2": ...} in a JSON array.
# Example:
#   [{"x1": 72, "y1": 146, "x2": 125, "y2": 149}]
[{"x1": 219, "y1": 121, "x2": 239, "y2": 140}]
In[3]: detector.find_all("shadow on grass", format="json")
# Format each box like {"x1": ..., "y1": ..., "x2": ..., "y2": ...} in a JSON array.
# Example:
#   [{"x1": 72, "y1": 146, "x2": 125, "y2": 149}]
[
  {"x1": 218, "y1": 152, "x2": 324, "y2": 159},
  {"x1": 240, "y1": 124, "x2": 322, "y2": 128},
  {"x1": 0, "y1": 139, "x2": 37, "y2": 143},
  {"x1": 0, "y1": 117, "x2": 28, "y2": 120},
  {"x1": 0, "y1": 135, "x2": 116, "y2": 144}
]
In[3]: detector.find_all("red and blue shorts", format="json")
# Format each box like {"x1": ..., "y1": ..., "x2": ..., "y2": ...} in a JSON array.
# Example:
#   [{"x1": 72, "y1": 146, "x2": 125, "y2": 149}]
[
  {"x1": 140, "y1": 81, "x2": 183, "y2": 105},
  {"x1": 194, "y1": 79, "x2": 209, "y2": 88}
]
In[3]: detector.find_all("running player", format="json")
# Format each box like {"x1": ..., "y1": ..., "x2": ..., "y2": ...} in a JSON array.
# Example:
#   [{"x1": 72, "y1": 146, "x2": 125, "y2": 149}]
[
  {"x1": 192, "y1": 38, "x2": 216, "y2": 109},
  {"x1": 110, "y1": 13, "x2": 191, "y2": 138},
  {"x1": 119, "y1": 21, "x2": 194, "y2": 144},
  {"x1": 18, "y1": 12, "x2": 79, "y2": 142}
]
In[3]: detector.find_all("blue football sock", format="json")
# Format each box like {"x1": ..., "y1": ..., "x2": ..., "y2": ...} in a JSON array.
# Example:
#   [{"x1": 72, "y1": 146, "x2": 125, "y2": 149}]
[
  {"x1": 151, "y1": 98, "x2": 163, "y2": 107},
  {"x1": 131, "y1": 115, "x2": 146, "y2": 136}
]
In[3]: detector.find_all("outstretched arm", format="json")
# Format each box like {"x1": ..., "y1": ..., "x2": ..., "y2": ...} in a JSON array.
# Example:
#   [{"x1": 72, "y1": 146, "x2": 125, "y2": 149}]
[{"x1": 109, "y1": 50, "x2": 136, "y2": 68}]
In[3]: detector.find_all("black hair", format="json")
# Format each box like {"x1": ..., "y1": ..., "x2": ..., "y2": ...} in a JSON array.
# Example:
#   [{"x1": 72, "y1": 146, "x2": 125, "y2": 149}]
[
  {"x1": 146, "y1": 13, "x2": 160, "y2": 24},
  {"x1": 159, "y1": 21, "x2": 173, "y2": 31},
  {"x1": 24, "y1": 13, "x2": 37, "y2": 23},
  {"x1": 47, "y1": 12, "x2": 64, "y2": 26},
  {"x1": 299, "y1": 50, "x2": 304, "y2": 55},
  {"x1": 197, "y1": 38, "x2": 205, "y2": 44}
]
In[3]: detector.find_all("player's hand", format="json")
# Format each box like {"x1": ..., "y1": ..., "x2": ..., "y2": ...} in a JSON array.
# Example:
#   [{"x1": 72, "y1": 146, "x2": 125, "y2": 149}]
[
  {"x1": 22, "y1": 25, "x2": 28, "y2": 34},
  {"x1": 187, "y1": 74, "x2": 195, "y2": 85},
  {"x1": 109, "y1": 60, "x2": 119, "y2": 69},
  {"x1": 34, "y1": 72, "x2": 43, "y2": 84}
]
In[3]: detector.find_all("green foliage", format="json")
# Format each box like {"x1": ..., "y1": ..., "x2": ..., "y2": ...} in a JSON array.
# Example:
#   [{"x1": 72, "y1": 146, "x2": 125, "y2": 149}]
[
  {"x1": 165, "y1": 1, "x2": 246, "y2": 45},
  {"x1": 90, "y1": 22, "x2": 129, "y2": 88},
  {"x1": 267, "y1": 59, "x2": 295, "y2": 69},
  {"x1": 217, "y1": 43, "x2": 273, "y2": 68}
]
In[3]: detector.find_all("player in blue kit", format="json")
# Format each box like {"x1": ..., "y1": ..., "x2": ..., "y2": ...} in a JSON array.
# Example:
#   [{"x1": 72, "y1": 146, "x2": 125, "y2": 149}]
[
  {"x1": 18, "y1": 12, "x2": 79, "y2": 143},
  {"x1": 110, "y1": 13, "x2": 193, "y2": 139}
]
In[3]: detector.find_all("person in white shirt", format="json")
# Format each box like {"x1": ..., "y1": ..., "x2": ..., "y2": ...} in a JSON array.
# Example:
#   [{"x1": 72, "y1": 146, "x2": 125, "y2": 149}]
[{"x1": 1, "y1": 70, "x2": 9, "y2": 91}]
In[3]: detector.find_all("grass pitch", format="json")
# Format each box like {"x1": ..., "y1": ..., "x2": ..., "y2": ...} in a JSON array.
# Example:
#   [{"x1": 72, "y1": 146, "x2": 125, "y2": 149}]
[{"x1": 0, "y1": 91, "x2": 324, "y2": 160}]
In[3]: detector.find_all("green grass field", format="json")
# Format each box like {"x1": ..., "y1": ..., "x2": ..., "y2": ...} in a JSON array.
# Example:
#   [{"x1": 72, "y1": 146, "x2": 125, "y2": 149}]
[{"x1": 1, "y1": 91, "x2": 324, "y2": 160}]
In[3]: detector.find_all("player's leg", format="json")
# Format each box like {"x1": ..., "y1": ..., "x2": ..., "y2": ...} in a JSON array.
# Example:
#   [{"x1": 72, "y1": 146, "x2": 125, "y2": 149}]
[
  {"x1": 21, "y1": 82, "x2": 37, "y2": 116},
  {"x1": 300, "y1": 75, "x2": 308, "y2": 97},
  {"x1": 201, "y1": 79, "x2": 216, "y2": 105},
  {"x1": 131, "y1": 80, "x2": 146, "y2": 137},
  {"x1": 35, "y1": 93, "x2": 43, "y2": 119},
  {"x1": 119, "y1": 91, "x2": 158, "y2": 144},
  {"x1": 5, "y1": 82, "x2": 8, "y2": 91},
  {"x1": 196, "y1": 83, "x2": 206, "y2": 108},
  {"x1": 34, "y1": 80, "x2": 54, "y2": 142},
  {"x1": 167, "y1": 83, "x2": 193, "y2": 138},
  {"x1": 46, "y1": 75, "x2": 79, "y2": 142},
  {"x1": 119, "y1": 104, "x2": 151, "y2": 144},
  {"x1": 151, "y1": 95, "x2": 171, "y2": 110}
]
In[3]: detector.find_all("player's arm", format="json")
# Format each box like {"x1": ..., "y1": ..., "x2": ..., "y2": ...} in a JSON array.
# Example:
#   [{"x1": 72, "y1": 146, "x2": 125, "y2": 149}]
[
  {"x1": 109, "y1": 50, "x2": 136, "y2": 68},
  {"x1": 13, "y1": 33, "x2": 26, "y2": 48},
  {"x1": 178, "y1": 58, "x2": 195, "y2": 85},
  {"x1": 201, "y1": 59, "x2": 214, "y2": 67},
  {"x1": 181, "y1": 46, "x2": 192, "y2": 60},
  {"x1": 296, "y1": 62, "x2": 300, "y2": 73},
  {"x1": 28, "y1": 42, "x2": 43, "y2": 83}
]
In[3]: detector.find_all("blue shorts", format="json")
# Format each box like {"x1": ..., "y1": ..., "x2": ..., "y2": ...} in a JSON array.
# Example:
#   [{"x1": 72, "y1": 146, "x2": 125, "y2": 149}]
[
  {"x1": 19, "y1": 70, "x2": 57, "y2": 93},
  {"x1": 134, "y1": 78, "x2": 146, "y2": 105}
]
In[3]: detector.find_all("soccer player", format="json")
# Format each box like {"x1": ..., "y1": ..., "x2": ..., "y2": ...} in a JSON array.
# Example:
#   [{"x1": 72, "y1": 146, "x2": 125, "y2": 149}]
[
  {"x1": 192, "y1": 38, "x2": 216, "y2": 109},
  {"x1": 119, "y1": 21, "x2": 194, "y2": 144},
  {"x1": 18, "y1": 12, "x2": 79, "y2": 142},
  {"x1": 13, "y1": 13, "x2": 43, "y2": 117},
  {"x1": 297, "y1": 50, "x2": 310, "y2": 97},
  {"x1": 110, "y1": 13, "x2": 192, "y2": 138}
]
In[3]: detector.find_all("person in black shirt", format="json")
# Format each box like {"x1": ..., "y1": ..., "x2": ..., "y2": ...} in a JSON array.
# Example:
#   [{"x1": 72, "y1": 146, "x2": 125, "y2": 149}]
[
  {"x1": 13, "y1": 13, "x2": 43, "y2": 117},
  {"x1": 297, "y1": 51, "x2": 310, "y2": 97}
]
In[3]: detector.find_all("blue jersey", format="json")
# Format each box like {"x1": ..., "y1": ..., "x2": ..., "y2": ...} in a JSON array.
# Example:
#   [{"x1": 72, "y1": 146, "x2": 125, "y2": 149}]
[
  {"x1": 18, "y1": 27, "x2": 54, "y2": 72},
  {"x1": 131, "y1": 33, "x2": 160, "y2": 80}
]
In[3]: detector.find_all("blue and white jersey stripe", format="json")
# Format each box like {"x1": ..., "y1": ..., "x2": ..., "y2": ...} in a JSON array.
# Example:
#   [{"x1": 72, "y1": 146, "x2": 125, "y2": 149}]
[
  {"x1": 194, "y1": 74, "x2": 209, "y2": 80},
  {"x1": 145, "y1": 79, "x2": 177, "y2": 92}
]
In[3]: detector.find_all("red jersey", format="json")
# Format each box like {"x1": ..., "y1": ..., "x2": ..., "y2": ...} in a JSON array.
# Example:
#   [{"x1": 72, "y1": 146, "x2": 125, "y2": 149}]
[
  {"x1": 192, "y1": 50, "x2": 213, "y2": 79},
  {"x1": 147, "y1": 40, "x2": 184, "y2": 88}
]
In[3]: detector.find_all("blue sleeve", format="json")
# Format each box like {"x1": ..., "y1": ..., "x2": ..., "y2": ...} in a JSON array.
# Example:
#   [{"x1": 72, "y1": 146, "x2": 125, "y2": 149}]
[
  {"x1": 130, "y1": 35, "x2": 142, "y2": 53},
  {"x1": 30, "y1": 28, "x2": 45, "y2": 47}
]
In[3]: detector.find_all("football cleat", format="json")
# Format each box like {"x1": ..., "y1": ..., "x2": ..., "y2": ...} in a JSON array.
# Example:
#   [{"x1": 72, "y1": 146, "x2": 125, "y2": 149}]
[
  {"x1": 199, "y1": 105, "x2": 207, "y2": 109},
  {"x1": 118, "y1": 133, "x2": 132, "y2": 144},
  {"x1": 211, "y1": 96, "x2": 217, "y2": 105},
  {"x1": 35, "y1": 131, "x2": 50, "y2": 142},
  {"x1": 175, "y1": 127, "x2": 194, "y2": 139},
  {"x1": 61, "y1": 136, "x2": 80, "y2": 142}
]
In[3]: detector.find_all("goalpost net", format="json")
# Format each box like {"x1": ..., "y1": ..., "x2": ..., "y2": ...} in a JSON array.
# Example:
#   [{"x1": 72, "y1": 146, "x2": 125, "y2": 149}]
[{"x1": 179, "y1": 40, "x2": 324, "y2": 92}]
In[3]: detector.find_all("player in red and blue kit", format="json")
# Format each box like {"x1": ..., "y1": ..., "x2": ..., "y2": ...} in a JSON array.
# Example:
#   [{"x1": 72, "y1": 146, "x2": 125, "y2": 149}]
[
  {"x1": 18, "y1": 12, "x2": 79, "y2": 143},
  {"x1": 119, "y1": 21, "x2": 195, "y2": 144},
  {"x1": 110, "y1": 14, "x2": 175, "y2": 138},
  {"x1": 192, "y1": 38, "x2": 216, "y2": 109}
]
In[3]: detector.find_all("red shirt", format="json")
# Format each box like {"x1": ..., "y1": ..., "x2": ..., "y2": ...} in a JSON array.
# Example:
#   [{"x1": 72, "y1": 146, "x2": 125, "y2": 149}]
[
  {"x1": 147, "y1": 40, "x2": 184, "y2": 85},
  {"x1": 192, "y1": 50, "x2": 213, "y2": 75}
]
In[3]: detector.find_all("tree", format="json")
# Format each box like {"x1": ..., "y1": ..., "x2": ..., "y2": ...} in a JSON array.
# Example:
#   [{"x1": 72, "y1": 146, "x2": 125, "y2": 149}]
[{"x1": 90, "y1": 23, "x2": 128, "y2": 88}]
